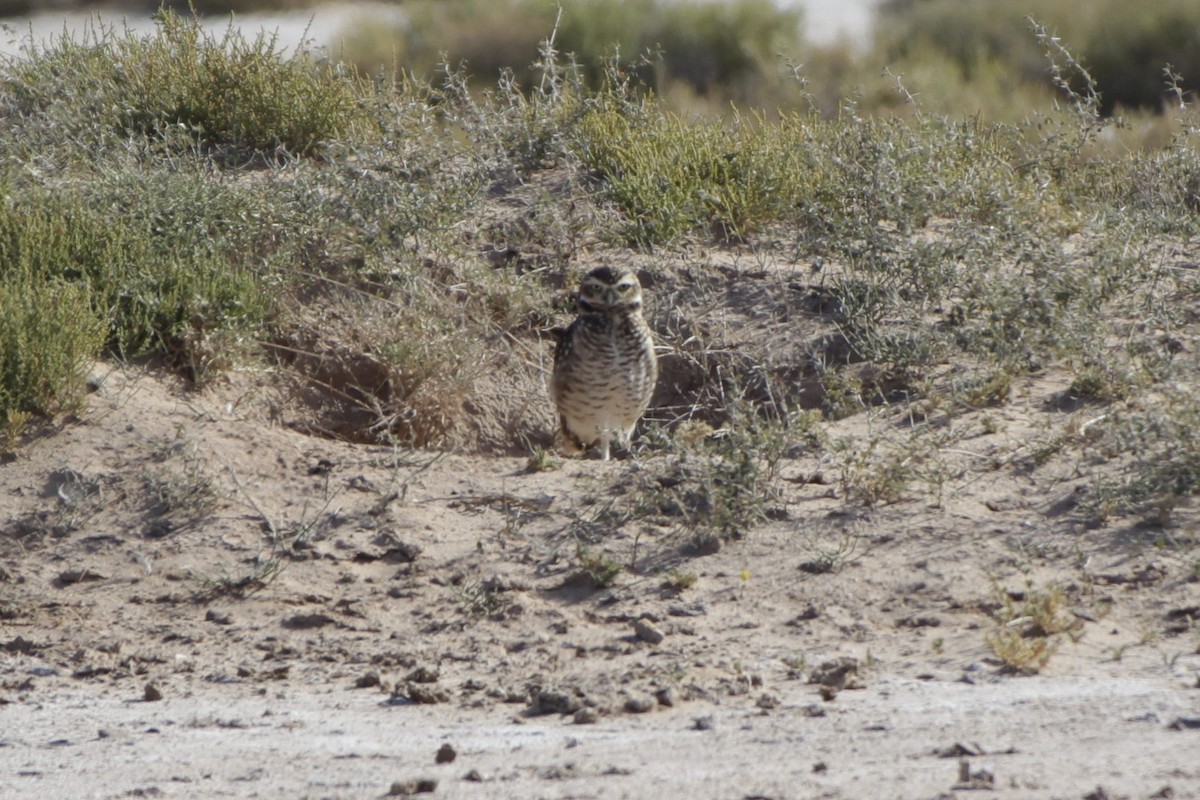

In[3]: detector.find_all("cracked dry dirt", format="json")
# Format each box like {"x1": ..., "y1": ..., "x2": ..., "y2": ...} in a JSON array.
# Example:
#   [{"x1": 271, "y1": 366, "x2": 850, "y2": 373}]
[{"x1": 1, "y1": 363, "x2": 1199, "y2": 799}]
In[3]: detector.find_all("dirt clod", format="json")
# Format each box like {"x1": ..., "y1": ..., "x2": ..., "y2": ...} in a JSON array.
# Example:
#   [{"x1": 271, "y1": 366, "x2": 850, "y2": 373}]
[
  {"x1": 356, "y1": 671, "x2": 382, "y2": 689},
  {"x1": 809, "y1": 657, "x2": 863, "y2": 690},
  {"x1": 530, "y1": 687, "x2": 584, "y2": 716},
  {"x1": 404, "y1": 684, "x2": 450, "y2": 705},
  {"x1": 205, "y1": 609, "x2": 232, "y2": 625},
  {"x1": 756, "y1": 693, "x2": 780, "y2": 710},
  {"x1": 387, "y1": 778, "x2": 437, "y2": 795},
  {"x1": 624, "y1": 693, "x2": 655, "y2": 714},
  {"x1": 280, "y1": 613, "x2": 336, "y2": 630},
  {"x1": 633, "y1": 619, "x2": 665, "y2": 644}
]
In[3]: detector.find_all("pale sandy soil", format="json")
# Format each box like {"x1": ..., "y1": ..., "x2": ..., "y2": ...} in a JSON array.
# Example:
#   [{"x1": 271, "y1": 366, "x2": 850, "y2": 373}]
[{"x1": 1, "y1": 360, "x2": 1197, "y2": 799}]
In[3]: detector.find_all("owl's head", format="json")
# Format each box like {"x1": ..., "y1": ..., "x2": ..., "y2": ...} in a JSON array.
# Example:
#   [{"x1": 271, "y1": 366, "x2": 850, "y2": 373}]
[{"x1": 576, "y1": 266, "x2": 644, "y2": 315}]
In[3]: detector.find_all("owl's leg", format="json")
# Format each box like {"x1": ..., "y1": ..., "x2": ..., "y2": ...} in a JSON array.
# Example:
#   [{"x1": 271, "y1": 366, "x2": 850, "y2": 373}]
[
  {"x1": 619, "y1": 426, "x2": 635, "y2": 455},
  {"x1": 597, "y1": 430, "x2": 612, "y2": 461},
  {"x1": 558, "y1": 417, "x2": 586, "y2": 456}
]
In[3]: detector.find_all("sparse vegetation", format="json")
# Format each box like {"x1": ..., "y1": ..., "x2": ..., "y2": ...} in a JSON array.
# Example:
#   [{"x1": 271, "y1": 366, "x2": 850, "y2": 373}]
[
  {"x1": 986, "y1": 581, "x2": 1079, "y2": 674},
  {"x1": 1, "y1": 10, "x2": 1199, "y2": 786},
  {"x1": 1, "y1": 7, "x2": 1196, "y2": 568},
  {"x1": 576, "y1": 546, "x2": 623, "y2": 588}
]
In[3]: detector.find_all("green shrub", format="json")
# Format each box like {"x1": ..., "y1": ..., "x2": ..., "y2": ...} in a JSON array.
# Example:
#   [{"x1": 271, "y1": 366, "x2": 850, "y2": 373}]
[
  {"x1": 877, "y1": 0, "x2": 1200, "y2": 115},
  {"x1": 2, "y1": 9, "x2": 370, "y2": 160},
  {"x1": 0, "y1": 275, "x2": 105, "y2": 436},
  {"x1": 0, "y1": 184, "x2": 271, "y2": 381},
  {"x1": 341, "y1": 0, "x2": 804, "y2": 105}
]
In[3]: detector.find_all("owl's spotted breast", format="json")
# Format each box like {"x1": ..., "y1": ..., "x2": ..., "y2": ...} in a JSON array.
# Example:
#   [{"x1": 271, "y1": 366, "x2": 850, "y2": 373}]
[{"x1": 551, "y1": 266, "x2": 657, "y2": 460}]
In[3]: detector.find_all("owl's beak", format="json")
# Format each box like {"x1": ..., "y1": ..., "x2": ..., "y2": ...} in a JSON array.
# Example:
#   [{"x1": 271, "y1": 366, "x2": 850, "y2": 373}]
[{"x1": 605, "y1": 288, "x2": 622, "y2": 306}]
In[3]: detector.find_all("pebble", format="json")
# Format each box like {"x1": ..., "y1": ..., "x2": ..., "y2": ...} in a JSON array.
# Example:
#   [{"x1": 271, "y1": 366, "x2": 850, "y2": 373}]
[
  {"x1": 624, "y1": 693, "x2": 655, "y2": 714},
  {"x1": 634, "y1": 619, "x2": 665, "y2": 644},
  {"x1": 387, "y1": 778, "x2": 437, "y2": 795}
]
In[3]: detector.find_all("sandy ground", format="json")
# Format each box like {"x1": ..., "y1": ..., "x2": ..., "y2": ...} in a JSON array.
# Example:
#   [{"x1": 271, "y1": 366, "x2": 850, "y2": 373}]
[
  {"x1": 2, "y1": 361, "x2": 1198, "y2": 799},
  {"x1": 3, "y1": 672, "x2": 1197, "y2": 800}
]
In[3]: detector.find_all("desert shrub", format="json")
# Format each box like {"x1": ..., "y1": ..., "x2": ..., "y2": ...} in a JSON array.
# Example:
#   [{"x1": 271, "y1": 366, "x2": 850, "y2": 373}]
[
  {"x1": 1087, "y1": 392, "x2": 1200, "y2": 526},
  {"x1": 340, "y1": 0, "x2": 804, "y2": 105},
  {"x1": 0, "y1": 275, "x2": 105, "y2": 436},
  {"x1": 877, "y1": 0, "x2": 1200, "y2": 116},
  {"x1": 1, "y1": 9, "x2": 370, "y2": 161},
  {"x1": 574, "y1": 107, "x2": 799, "y2": 244},
  {"x1": 0, "y1": 181, "x2": 272, "y2": 380}
]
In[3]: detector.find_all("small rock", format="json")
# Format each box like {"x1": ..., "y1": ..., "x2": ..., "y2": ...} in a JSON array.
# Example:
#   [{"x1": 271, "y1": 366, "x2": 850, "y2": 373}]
[
  {"x1": 280, "y1": 613, "x2": 335, "y2": 630},
  {"x1": 573, "y1": 707, "x2": 599, "y2": 724},
  {"x1": 357, "y1": 531, "x2": 422, "y2": 564},
  {"x1": 1167, "y1": 717, "x2": 1200, "y2": 731},
  {"x1": 813, "y1": 761, "x2": 828, "y2": 773},
  {"x1": 355, "y1": 671, "x2": 382, "y2": 689},
  {"x1": 954, "y1": 759, "x2": 995, "y2": 790},
  {"x1": 435, "y1": 743, "x2": 457, "y2": 764},
  {"x1": 387, "y1": 778, "x2": 437, "y2": 795},
  {"x1": 938, "y1": 742, "x2": 982, "y2": 758},
  {"x1": 655, "y1": 686, "x2": 680, "y2": 708},
  {"x1": 800, "y1": 703, "x2": 827, "y2": 718},
  {"x1": 693, "y1": 715, "x2": 715, "y2": 731},
  {"x1": 404, "y1": 684, "x2": 450, "y2": 705},
  {"x1": 633, "y1": 619, "x2": 665, "y2": 645},
  {"x1": 756, "y1": 693, "x2": 781, "y2": 710},
  {"x1": 406, "y1": 666, "x2": 440, "y2": 684},
  {"x1": 205, "y1": 609, "x2": 233, "y2": 625},
  {"x1": 54, "y1": 569, "x2": 106, "y2": 587},
  {"x1": 787, "y1": 603, "x2": 822, "y2": 624},
  {"x1": 809, "y1": 657, "x2": 863, "y2": 690},
  {"x1": 667, "y1": 602, "x2": 708, "y2": 617},
  {"x1": 530, "y1": 687, "x2": 583, "y2": 715},
  {"x1": 463, "y1": 769, "x2": 484, "y2": 783},
  {"x1": 143, "y1": 683, "x2": 163, "y2": 702},
  {"x1": 624, "y1": 693, "x2": 655, "y2": 714}
]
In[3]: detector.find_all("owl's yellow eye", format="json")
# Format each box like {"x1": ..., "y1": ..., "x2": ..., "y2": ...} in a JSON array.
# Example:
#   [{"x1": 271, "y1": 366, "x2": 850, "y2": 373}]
[{"x1": 617, "y1": 283, "x2": 634, "y2": 293}]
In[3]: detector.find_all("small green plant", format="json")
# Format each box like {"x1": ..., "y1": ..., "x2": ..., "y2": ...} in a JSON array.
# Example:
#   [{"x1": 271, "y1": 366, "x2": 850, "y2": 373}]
[
  {"x1": 143, "y1": 463, "x2": 217, "y2": 528},
  {"x1": 189, "y1": 554, "x2": 284, "y2": 600},
  {"x1": 0, "y1": 275, "x2": 105, "y2": 437},
  {"x1": 627, "y1": 400, "x2": 794, "y2": 552},
  {"x1": 458, "y1": 578, "x2": 513, "y2": 618},
  {"x1": 661, "y1": 568, "x2": 697, "y2": 592},
  {"x1": 962, "y1": 369, "x2": 1012, "y2": 409},
  {"x1": 577, "y1": 547, "x2": 622, "y2": 588},
  {"x1": 525, "y1": 447, "x2": 562, "y2": 473},
  {"x1": 833, "y1": 434, "x2": 912, "y2": 507},
  {"x1": 986, "y1": 581, "x2": 1077, "y2": 674},
  {"x1": 1083, "y1": 392, "x2": 1200, "y2": 526}
]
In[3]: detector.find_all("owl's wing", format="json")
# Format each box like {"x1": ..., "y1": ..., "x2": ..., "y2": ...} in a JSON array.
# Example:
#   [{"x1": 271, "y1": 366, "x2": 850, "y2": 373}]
[{"x1": 550, "y1": 322, "x2": 575, "y2": 368}]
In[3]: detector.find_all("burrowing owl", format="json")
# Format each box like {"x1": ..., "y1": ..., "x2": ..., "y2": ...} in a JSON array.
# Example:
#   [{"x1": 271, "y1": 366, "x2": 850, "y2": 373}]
[{"x1": 552, "y1": 266, "x2": 657, "y2": 460}]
